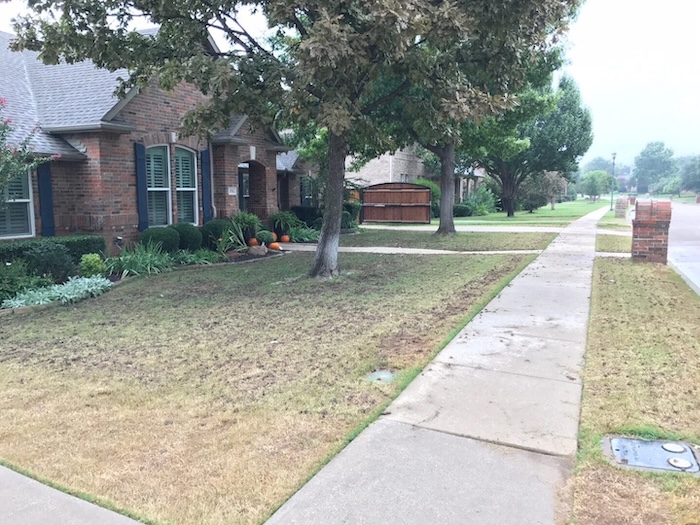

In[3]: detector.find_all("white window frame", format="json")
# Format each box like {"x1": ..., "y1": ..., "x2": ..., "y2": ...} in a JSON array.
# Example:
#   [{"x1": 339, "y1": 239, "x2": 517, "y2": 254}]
[
  {"x1": 0, "y1": 170, "x2": 36, "y2": 239},
  {"x1": 146, "y1": 145, "x2": 172, "y2": 227},
  {"x1": 174, "y1": 146, "x2": 199, "y2": 225}
]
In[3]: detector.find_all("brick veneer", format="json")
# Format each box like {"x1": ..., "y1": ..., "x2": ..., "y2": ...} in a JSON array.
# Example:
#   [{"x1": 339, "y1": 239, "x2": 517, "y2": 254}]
[
  {"x1": 23, "y1": 82, "x2": 290, "y2": 252},
  {"x1": 614, "y1": 197, "x2": 628, "y2": 218},
  {"x1": 632, "y1": 200, "x2": 672, "y2": 264}
]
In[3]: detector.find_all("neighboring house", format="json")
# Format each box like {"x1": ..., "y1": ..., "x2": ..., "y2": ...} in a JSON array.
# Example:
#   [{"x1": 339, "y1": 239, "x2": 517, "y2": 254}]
[
  {"x1": 455, "y1": 168, "x2": 486, "y2": 202},
  {"x1": 345, "y1": 146, "x2": 431, "y2": 187},
  {"x1": 0, "y1": 30, "x2": 299, "y2": 250}
]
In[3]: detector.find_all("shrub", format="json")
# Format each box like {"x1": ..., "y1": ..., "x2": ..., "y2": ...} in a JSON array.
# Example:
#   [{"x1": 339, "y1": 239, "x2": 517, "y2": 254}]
[
  {"x1": 312, "y1": 216, "x2": 324, "y2": 231},
  {"x1": 105, "y1": 241, "x2": 173, "y2": 278},
  {"x1": 341, "y1": 211, "x2": 356, "y2": 230},
  {"x1": 268, "y1": 211, "x2": 303, "y2": 236},
  {"x1": 2, "y1": 275, "x2": 112, "y2": 309},
  {"x1": 415, "y1": 178, "x2": 441, "y2": 218},
  {"x1": 140, "y1": 227, "x2": 180, "y2": 253},
  {"x1": 463, "y1": 186, "x2": 497, "y2": 216},
  {"x1": 291, "y1": 206, "x2": 323, "y2": 227},
  {"x1": 231, "y1": 212, "x2": 262, "y2": 240},
  {"x1": 0, "y1": 260, "x2": 53, "y2": 303},
  {"x1": 343, "y1": 201, "x2": 362, "y2": 222},
  {"x1": 173, "y1": 249, "x2": 226, "y2": 265},
  {"x1": 201, "y1": 219, "x2": 233, "y2": 250},
  {"x1": 213, "y1": 221, "x2": 247, "y2": 254},
  {"x1": 0, "y1": 235, "x2": 106, "y2": 264},
  {"x1": 80, "y1": 253, "x2": 106, "y2": 277},
  {"x1": 23, "y1": 241, "x2": 75, "y2": 283},
  {"x1": 287, "y1": 225, "x2": 320, "y2": 243},
  {"x1": 256, "y1": 229, "x2": 275, "y2": 245},
  {"x1": 453, "y1": 203, "x2": 471, "y2": 217},
  {"x1": 169, "y1": 223, "x2": 202, "y2": 251}
]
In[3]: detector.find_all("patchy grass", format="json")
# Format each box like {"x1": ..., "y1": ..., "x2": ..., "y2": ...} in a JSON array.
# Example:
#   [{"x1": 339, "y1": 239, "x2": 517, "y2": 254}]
[
  {"x1": 439, "y1": 200, "x2": 605, "y2": 223},
  {"x1": 0, "y1": 252, "x2": 532, "y2": 525},
  {"x1": 596, "y1": 234, "x2": 631, "y2": 254},
  {"x1": 343, "y1": 230, "x2": 554, "y2": 251},
  {"x1": 572, "y1": 258, "x2": 700, "y2": 525},
  {"x1": 597, "y1": 210, "x2": 632, "y2": 231}
]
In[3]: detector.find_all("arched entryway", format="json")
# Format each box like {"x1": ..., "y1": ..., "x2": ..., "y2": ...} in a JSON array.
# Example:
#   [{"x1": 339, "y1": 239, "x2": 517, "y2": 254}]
[{"x1": 237, "y1": 160, "x2": 267, "y2": 216}]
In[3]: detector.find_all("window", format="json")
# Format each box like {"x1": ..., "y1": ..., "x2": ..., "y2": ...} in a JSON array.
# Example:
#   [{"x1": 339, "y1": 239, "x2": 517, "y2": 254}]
[
  {"x1": 0, "y1": 171, "x2": 34, "y2": 238},
  {"x1": 175, "y1": 147, "x2": 197, "y2": 224},
  {"x1": 146, "y1": 146, "x2": 171, "y2": 226}
]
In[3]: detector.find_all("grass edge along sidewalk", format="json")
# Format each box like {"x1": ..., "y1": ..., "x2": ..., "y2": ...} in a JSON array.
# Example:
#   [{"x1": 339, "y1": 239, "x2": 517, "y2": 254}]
[
  {"x1": 571, "y1": 258, "x2": 700, "y2": 525},
  {"x1": 0, "y1": 252, "x2": 535, "y2": 525}
]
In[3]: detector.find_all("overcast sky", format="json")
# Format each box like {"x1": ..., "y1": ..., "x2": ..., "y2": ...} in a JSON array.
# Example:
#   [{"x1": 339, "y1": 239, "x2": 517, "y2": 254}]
[{"x1": 1, "y1": 0, "x2": 699, "y2": 167}]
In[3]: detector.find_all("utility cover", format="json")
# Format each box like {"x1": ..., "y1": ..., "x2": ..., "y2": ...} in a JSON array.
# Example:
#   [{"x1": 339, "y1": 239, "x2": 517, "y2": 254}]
[
  {"x1": 607, "y1": 437, "x2": 699, "y2": 473},
  {"x1": 366, "y1": 370, "x2": 396, "y2": 383}
]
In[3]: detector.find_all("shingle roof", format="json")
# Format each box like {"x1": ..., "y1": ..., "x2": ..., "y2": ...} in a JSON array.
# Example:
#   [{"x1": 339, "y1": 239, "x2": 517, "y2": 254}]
[
  {"x1": 1, "y1": 30, "x2": 134, "y2": 158},
  {"x1": 276, "y1": 150, "x2": 301, "y2": 172}
]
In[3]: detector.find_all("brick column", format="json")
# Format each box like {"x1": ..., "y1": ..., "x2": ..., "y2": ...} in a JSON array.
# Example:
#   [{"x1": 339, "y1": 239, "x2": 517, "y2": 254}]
[
  {"x1": 632, "y1": 200, "x2": 672, "y2": 264},
  {"x1": 629, "y1": 195, "x2": 637, "y2": 205},
  {"x1": 615, "y1": 197, "x2": 628, "y2": 218}
]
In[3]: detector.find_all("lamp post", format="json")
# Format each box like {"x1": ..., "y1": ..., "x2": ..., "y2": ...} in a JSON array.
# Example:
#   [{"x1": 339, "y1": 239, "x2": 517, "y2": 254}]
[{"x1": 610, "y1": 152, "x2": 617, "y2": 211}]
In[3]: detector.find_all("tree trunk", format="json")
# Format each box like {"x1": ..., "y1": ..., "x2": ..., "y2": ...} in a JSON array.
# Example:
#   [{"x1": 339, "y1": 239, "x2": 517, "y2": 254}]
[
  {"x1": 308, "y1": 132, "x2": 348, "y2": 278},
  {"x1": 501, "y1": 174, "x2": 517, "y2": 217},
  {"x1": 436, "y1": 143, "x2": 456, "y2": 235},
  {"x1": 550, "y1": 197, "x2": 556, "y2": 210}
]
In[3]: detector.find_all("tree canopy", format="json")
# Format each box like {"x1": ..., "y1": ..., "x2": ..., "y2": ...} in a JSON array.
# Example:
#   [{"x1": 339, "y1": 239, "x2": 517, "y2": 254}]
[
  {"x1": 13, "y1": 0, "x2": 583, "y2": 273},
  {"x1": 633, "y1": 141, "x2": 677, "y2": 194},
  {"x1": 463, "y1": 75, "x2": 592, "y2": 216},
  {"x1": 0, "y1": 99, "x2": 48, "y2": 202}
]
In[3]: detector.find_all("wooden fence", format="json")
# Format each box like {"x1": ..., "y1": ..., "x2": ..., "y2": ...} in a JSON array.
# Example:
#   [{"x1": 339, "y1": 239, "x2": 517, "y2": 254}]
[{"x1": 360, "y1": 183, "x2": 432, "y2": 224}]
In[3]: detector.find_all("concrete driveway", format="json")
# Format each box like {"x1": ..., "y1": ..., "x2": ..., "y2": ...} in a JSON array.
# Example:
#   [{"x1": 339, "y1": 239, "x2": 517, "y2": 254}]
[{"x1": 669, "y1": 202, "x2": 700, "y2": 294}]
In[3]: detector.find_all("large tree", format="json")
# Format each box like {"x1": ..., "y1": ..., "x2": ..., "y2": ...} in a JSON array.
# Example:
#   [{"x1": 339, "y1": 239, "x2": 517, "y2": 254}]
[
  {"x1": 679, "y1": 155, "x2": 700, "y2": 192},
  {"x1": 464, "y1": 75, "x2": 592, "y2": 216},
  {"x1": 633, "y1": 141, "x2": 677, "y2": 194},
  {"x1": 11, "y1": 0, "x2": 582, "y2": 272},
  {"x1": 0, "y1": 98, "x2": 47, "y2": 202}
]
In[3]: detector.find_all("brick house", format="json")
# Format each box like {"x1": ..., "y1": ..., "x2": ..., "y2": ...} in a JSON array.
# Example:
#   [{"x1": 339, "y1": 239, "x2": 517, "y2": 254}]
[{"x1": 0, "y1": 30, "x2": 299, "y2": 251}]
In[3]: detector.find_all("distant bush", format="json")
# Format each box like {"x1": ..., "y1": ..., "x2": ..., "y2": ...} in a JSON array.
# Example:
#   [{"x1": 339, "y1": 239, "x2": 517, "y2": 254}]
[
  {"x1": 0, "y1": 235, "x2": 105, "y2": 264},
  {"x1": 0, "y1": 259, "x2": 52, "y2": 303},
  {"x1": 453, "y1": 203, "x2": 471, "y2": 217},
  {"x1": 169, "y1": 223, "x2": 202, "y2": 251},
  {"x1": 201, "y1": 219, "x2": 232, "y2": 250},
  {"x1": 24, "y1": 241, "x2": 75, "y2": 283},
  {"x1": 291, "y1": 206, "x2": 323, "y2": 227},
  {"x1": 269, "y1": 211, "x2": 303, "y2": 236},
  {"x1": 343, "y1": 201, "x2": 362, "y2": 222},
  {"x1": 287, "y1": 225, "x2": 320, "y2": 242},
  {"x1": 231, "y1": 212, "x2": 262, "y2": 240},
  {"x1": 464, "y1": 186, "x2": 497, "y2": 216},
  {"x1": 140, "y1": 227, "x2": 180, "y2": 253},
  {"x1": 415, "y1": 178, "x2": 441, "y2": 218},
  {"x1": 79, "y1": 253, "x2": 106, "y2": 277},
  {"x1": 341, "y1": 211, "x2": 357, "y2": 230}
]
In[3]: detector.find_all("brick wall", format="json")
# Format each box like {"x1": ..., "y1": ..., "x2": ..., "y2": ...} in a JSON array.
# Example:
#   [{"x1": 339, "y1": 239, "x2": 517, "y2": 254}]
[
  {"x1": 31, "y1": 82, "x2": 291, "y2": 251},
  {"x1": 632, "y1": 200, "x2": 672, "y2": 264}
]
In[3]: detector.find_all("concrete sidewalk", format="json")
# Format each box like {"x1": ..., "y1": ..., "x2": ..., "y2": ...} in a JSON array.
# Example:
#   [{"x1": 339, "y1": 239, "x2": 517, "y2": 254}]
[
  {"x1": 267, "y1": 206, "x2": 609, "y2": 525},
  {"x1": 0, "y1": 466, "x2": 141, "y2": 525}
]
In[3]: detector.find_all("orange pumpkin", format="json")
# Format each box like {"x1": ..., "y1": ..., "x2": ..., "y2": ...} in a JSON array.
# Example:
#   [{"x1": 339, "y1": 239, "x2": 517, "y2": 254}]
[
  {"x1": 271, "y1": 232, "x2": 278, "y2": 242},
  {"x1": 247, "y1": 238, "x2": 259, "y2": 246},
  {"x1": 268, "y1": 242, "x2": 281, "y2": 251},
  {"x1": 280, "y1": 234, "x2": 291, "y2": 243}
]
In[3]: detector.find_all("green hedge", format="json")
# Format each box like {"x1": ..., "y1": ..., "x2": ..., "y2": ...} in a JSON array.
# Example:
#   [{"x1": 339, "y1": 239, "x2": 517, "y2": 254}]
[{"x1": 0, "y1": 235, "x2": 106, "y2": 264}]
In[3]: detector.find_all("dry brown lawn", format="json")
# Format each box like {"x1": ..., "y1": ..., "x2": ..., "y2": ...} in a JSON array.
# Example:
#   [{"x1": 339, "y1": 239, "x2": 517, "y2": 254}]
[
  {"x1": 572, "y1": 258, "x2": 700, "y2": 525},
  {"x1": 0, "y1": 252, "x2": 531, "y2": 525},
  {"x1": 596, "y1": 234, "x2": 632, "y2": 253}
]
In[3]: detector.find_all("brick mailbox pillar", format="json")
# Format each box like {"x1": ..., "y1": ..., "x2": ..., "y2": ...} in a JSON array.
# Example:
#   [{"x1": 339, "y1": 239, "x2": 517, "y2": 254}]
[
  {"x1": 629, "y1": 195, "x2": 637, "y2": 205},
  {"x1": 632, "y1": 200, "x2": 672, "y2": 264},
  {"x1": 615, "y1": 197, "x2": 628, "y2": 218}
]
